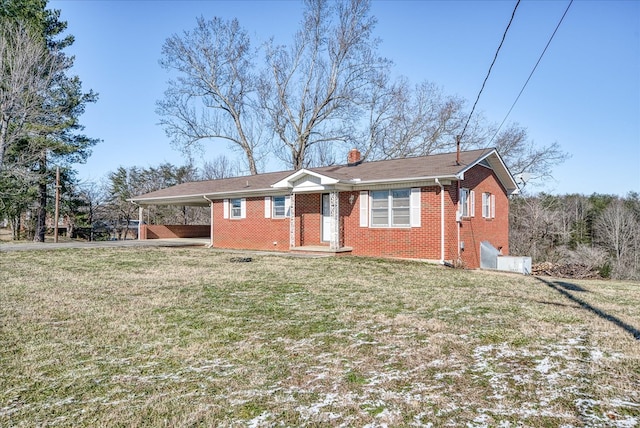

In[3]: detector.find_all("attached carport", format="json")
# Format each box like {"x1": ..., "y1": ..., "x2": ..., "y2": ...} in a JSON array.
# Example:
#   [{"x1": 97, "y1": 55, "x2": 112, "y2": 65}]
[{"x1": 129, "y1": 191, "x2": 214, "y2": 246}]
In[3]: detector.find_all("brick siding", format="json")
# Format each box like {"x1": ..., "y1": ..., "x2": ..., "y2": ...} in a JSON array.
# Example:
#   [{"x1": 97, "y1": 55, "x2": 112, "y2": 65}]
[
  {"x1": 149, "y1": 164, "x2": 509, "y2": 268},
  {"x1": 143, "y1": 224, "x2": 210, "y2": 239},
  {"x1": 456, "y1": 165, "x2": 510, "y2": 268}
]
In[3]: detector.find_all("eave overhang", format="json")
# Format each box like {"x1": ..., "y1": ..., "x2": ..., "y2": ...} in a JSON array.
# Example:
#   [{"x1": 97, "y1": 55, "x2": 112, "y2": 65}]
[
  {"x1": 457, "y1": 149, "x2": 519, "y2": 195},
  {"x1": 272, "y1": 169, "x2": 458, "y2": 193},
  {"x1": 129, "y1": 187, "x2": 289, "y2": 206}
]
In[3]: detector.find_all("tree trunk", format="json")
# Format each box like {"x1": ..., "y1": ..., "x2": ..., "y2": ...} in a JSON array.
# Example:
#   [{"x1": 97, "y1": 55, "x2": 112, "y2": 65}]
[
  {"x1": 34, "y1": 178, "x2": 47, "y2": 242},
  {"x1": 11, "y1": 215, "x2": 20, "y2": 240}
]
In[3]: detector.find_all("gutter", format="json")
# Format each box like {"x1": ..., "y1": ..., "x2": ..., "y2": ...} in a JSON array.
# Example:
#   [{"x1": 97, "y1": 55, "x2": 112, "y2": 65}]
[
  {"x1": 435, "y1": 178, "x2": 445, "y2": 264},
  {"x1": 349, "y1": 175, "x2": 458, "y2": 186}
]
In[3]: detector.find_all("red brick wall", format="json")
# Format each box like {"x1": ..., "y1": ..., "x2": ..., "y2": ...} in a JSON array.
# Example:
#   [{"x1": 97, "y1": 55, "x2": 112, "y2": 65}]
[
  {"x1": 204, "y1": 165, "x2": 509, "y2": 267},
  {"x1": 455, "y1": 165, "x2": 510, "y2": 268},
  {"x1": 342, "y1": 166, "x2": 509, "y2": 268},
  {"x1": 212, "y1": 197, "x2": 291, "y2": 251},
  {"x1": 343, "y1": 187, "x2": 444, "y2": 260},
  {"x1": 144, "y1": 224, "x2": 210, "y2": 239}
]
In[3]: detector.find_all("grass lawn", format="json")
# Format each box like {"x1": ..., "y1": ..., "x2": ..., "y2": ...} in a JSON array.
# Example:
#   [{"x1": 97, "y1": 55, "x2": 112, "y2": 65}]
[{"x1": 1, "y1": 248, "x2": 638, "y2": 427}]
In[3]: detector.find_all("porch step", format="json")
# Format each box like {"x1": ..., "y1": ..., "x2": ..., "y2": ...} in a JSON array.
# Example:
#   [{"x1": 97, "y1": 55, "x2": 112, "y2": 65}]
[{"x1": 290, "y1": 245, "x2": 353, "y2": 256}]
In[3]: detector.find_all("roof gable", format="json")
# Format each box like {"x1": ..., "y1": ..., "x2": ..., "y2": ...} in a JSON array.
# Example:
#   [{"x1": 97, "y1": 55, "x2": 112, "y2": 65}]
[{"x1": 271, "y1": 169, "x2": 341, "y2": 192}]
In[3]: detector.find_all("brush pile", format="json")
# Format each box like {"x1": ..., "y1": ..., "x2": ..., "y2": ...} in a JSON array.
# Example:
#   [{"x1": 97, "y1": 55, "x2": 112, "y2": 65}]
[{"x1": 532, "y1": 262, "x2": 602, "y2": 279}]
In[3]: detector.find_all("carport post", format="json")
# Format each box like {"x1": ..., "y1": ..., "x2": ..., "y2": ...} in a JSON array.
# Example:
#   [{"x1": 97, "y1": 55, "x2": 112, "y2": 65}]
[
  {"x1": 138, "y1": 205, "x2": 143, "y2": 240},
  {"x1": 204, "y1": 196, "x2": 214, "y2": 248}
]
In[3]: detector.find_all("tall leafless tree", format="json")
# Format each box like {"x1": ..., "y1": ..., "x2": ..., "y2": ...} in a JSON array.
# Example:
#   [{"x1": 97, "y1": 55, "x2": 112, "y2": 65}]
[
  {"x1": 157, "y1": 17, "x2": 266, "y2": 175},
  {"x1": 0, "y1": 20, "x2": 63, "y2": 170},
  {"x1": 595, "y1": 198, "x2": 639, "y2": 279},
  {"x1": 259, "y1": 0, "x2": 390, "y2": 169},
  {"x1": 361, "y1": 79, "x2": 475, "y2": 161},
  {"x1": 486, "y1": 124, "x2": 568, "y2": 181}
]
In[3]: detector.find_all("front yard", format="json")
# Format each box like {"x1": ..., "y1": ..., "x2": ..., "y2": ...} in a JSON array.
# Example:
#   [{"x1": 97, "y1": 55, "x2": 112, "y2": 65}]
[{"x1": 1, "y1": 248, "x2": 638, "y2": 426}]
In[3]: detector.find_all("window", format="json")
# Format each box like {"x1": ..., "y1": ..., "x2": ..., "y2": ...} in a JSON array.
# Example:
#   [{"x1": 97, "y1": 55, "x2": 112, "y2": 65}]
[
  {"x1": 272, "y1": 196, "x2": 286, "y2": 218},
  {"x1": 482, "y1": 192, "x2": 495, "y2": 219},
  {"x1": 391, "y1": 189, "x2": 410, "y2": 226},
  {"x1": 371, "y1": 190, "x2": 390, "y2": 226},
  {"x1": 265, "y1": 196, "x2": 290, "y2": 218},
  {"x1": 230, "y1": 198, "x2": 242, "y2": 218},
  {"x1": 370, "y1": 189, "x2": 412, "y2": 227},
  {"x1": 460, "y1": 188, "x2": 469, "y2": 217},
  {"x1": 224, "y1": 198, "x2": 245, "y2": 219},
  {"x1": 459, "y1": 188, "x2": 475, "y2": 218}
]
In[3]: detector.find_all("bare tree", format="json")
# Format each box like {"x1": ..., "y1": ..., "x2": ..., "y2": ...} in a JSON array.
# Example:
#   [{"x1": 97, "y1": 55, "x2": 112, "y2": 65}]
[
  {"x1": 0, "y1": 20, "x2": 63, "y2": 170},
  {"x1": 486, "y1": 123, "x2": 569, "y2": 181},
  {"x1": 260, "y1": 0, "x2": 389, "y2": 169},
  {"x1": 200, "y1": 154, "x2": 239, "y2": 180},
  {"x1": 509, "y1": 194, "x2": 564, "y2": 262},
  {"x1": 157, "y1": 17, "x2": 266, "y2": 175},
  {"x1": 595, "y1": 198, "x2": 639, "y2": 279},
  {"x1": 362, "y1": 79, "x2": 476, "y2": 160}
]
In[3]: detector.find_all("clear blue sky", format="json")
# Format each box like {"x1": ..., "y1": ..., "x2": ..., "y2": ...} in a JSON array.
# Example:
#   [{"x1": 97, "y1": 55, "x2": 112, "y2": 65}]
[{"x1": 49, "y1": 0, "x2": 639, "y2": 196}]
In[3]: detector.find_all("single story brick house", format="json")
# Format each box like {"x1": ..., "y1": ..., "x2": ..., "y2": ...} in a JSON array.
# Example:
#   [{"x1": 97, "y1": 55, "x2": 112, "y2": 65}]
[{"x1": 130, "y1": 148, "x2": 518, "y2": 268}]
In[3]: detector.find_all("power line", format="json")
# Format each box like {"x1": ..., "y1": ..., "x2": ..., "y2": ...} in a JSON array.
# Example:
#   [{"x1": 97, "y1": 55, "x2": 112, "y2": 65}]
[
  {"x1": 459, "y1": 0, "x2": 521, "y2": 142},
  {"x1": 487, "y1": 0, "x2": 574, "y2": 146}
]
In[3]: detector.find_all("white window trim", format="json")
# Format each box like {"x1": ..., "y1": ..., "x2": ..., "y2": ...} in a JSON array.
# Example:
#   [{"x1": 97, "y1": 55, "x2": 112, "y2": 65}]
[
  {"x1": 367, "y1": 188, "x2": 419, "y2": 228},
  {"x1": 482, "y1": 192, "x2": 496, "y2": 219},
  {"x1": 359, "y1": 191, "x2": 368, "y2": 227},
  {"x1": 264, "y1": 196, "x2": 271, "y2": 218},
  {"x1": 271, "y1": 195, "x2": 289, "y2": 219},
  {"x1": 482, "y1": 192, "x2": 490, "y2": 218},
  {"x1": 491, "y1": 194, "x2": 496, "y2": 219},
  {"x1": 410, "y1": 187, "x2": 421, "y2": 227},
  {"x1": 284, "y1": 195, "x2": 291, "y2": 218},
  {"x1": 460, "y1": 188, "x2": 475, "y2": 218},
  {"x1": 470, "y1": 190, "x2": 475, "y2": 218},
  {"x1": 229, "y1": 198, "x2": 246, "y2": 219}
]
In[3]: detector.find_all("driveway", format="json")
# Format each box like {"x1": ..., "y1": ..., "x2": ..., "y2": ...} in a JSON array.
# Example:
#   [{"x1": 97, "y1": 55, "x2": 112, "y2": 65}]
[{"x1": 0, "y1": 238, "x2": 209, "y2": 252}]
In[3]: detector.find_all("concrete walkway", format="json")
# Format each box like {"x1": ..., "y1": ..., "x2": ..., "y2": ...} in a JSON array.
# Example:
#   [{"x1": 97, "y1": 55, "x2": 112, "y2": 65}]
[{"x1": 0, "y1": 238, "x2": 209, "y2": 252}]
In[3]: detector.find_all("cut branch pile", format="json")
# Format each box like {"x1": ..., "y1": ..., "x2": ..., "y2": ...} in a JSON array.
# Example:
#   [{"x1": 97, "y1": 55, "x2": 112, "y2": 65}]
[{"x1": 532, "y1": 262, "x2": 602, "y2": 279}]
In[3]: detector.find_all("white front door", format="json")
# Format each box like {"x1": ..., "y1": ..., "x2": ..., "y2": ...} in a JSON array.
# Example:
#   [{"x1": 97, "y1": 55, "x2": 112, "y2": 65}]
[{"x1": 322, "y1": 193, "x2": 332, "y2": 242}]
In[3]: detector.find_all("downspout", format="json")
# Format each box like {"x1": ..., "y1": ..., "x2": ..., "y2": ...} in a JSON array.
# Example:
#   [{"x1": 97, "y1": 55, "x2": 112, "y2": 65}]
[
  {"x1": 457, "y1": 180, "x2": 461, "y2": 264},
  {"x1": 435, "y1": 178, "x2": 445, "y2": 264},
  {"x1": 203, "y1": 196, "x2": 214, "y2": 248}
]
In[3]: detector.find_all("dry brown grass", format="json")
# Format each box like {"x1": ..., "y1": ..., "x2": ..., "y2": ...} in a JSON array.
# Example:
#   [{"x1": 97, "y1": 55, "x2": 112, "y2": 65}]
[{"x1": 1, "y1": 247, "x2": 638, "y2": 427}]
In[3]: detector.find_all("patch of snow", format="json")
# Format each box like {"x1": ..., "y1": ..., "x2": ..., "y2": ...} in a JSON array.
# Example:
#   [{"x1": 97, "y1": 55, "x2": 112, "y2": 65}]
[
  {"x1": 247, "y1": 411, "x2": 271, "y2": 428},
  {"x1": 535, "y1": 356, "x2": 553, "y2": 374}
]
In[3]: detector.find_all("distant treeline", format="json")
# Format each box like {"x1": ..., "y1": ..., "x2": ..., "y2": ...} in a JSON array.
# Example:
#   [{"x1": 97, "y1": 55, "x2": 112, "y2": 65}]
[{"x1": 510, "y1": 192, "x2": 640, "y2": 280}]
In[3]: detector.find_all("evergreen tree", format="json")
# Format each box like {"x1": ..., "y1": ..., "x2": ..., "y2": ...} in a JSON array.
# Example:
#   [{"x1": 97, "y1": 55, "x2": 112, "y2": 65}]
[{"x1": 0, "y1": 0, "x2": 98, "y2": 241}]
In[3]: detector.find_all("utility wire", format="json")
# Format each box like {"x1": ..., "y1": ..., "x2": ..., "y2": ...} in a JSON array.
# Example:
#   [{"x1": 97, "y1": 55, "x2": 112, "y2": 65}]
[
  {"x1": 459, "y1": 0, "x2": 521, "y2": 142},
  {"x1": 487, "y1": 0, "x2": 574, "y2": 146}
]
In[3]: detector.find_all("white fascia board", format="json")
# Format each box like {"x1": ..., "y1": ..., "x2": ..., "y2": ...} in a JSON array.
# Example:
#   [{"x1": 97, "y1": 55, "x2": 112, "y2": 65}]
[
  {"x1": 352, "y1": 175, "x2": 457, "y2": 187},
  {"x1": 457, "y1": 149, "x2": 519, "y2": 193},
  {"x1": 130, "y1": 188, "x2": 284, "y2": 205},
  {"x1": 291, "y1": 183, "x2": 355, "y2": 194},
  {"x1": 202, "y1": 188, "x2": 287, "y2": 199},
  {"x1": 128, "y1": 194, "x2": 211, "y2": 206}
]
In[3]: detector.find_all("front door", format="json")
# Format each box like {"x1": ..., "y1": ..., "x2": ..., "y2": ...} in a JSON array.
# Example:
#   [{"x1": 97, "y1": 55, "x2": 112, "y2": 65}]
[{"x1": 322, "y1": 193, "x2": 331, "y2": 242}]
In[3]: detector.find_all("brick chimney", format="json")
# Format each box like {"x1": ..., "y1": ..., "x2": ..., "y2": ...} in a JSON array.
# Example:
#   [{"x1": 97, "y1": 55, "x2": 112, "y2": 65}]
[{"x1": 347, "y1": 148, "x2": 362, "y2": 165}]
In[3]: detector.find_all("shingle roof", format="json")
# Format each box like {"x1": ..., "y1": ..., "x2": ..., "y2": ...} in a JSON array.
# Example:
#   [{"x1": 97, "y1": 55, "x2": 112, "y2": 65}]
[
  {"x1": 311, "y1": 148, "x2": 493, "y2": 182},
  {"x1": 130, "y1": 148, "x2": 515, "y2": 205}
]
